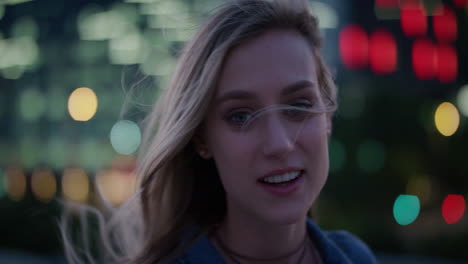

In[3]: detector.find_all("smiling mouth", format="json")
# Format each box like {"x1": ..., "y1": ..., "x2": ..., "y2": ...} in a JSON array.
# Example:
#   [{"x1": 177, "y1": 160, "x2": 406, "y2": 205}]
[{"x1": 258, "y1": 170, "x2": 304, "y2": 186}]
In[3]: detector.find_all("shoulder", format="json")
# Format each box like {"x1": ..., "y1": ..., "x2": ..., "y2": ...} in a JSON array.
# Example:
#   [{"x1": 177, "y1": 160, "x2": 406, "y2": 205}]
[
  {"x1": 306, "y1": 219, "x2": 377, "y2": 264},
  {"x1": 324, "y1": 230, "x2": 377, "y2": 264}
]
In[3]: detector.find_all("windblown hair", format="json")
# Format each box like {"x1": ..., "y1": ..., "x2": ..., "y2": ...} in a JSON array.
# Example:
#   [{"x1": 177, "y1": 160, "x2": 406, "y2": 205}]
[{"x1": 61, "y1": 0, "x2": 338, "y2": 263}]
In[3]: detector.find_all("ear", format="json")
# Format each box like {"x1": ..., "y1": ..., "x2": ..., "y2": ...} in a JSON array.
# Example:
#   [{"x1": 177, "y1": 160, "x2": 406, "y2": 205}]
[{"x1": 192, "y1": 133, "x2": 212, "y2": 159}]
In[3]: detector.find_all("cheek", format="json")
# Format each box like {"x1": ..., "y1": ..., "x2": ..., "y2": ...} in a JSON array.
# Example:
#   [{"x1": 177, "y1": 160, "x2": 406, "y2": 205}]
[
  {"x1": 300, "y1": 117, "x2": 330, "y2": 171},
  {"x1": 209, "y1": 129, "x2": 253, "y2": 182}
]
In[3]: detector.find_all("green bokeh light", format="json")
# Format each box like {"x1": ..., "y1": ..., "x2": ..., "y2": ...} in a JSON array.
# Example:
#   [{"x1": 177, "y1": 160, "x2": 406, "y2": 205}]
[
  {"x1": 46, "y1": 138, "x2": 68, "y2": 170},
  {"x1": 357, "y1": 139, "x2": 385, "y2": 173},
  {"x1": 19, "y1": 136, "x2": 41, "y2": 169},
  {"x1": 0, "y1": 6, "x2": 5, "y2": 21},
  {"x1": 18, "y1": 88, "x2": 46, "y2": 121},
  {"x1": 393, "y1": 194, "x2": 420, "y2": 225},
  {"x1": 12, "y1": 16, "x2": 39, "y2": 39},
  {"x1": 79, "y1": 138, "x2": 105, "y2": 170},
  {"x1": 46, "y1": 90, "x2": 67, "y2": 121},
  {"x1": 2, "y1": 66, "x2": 25, "y2": 79},
  {"x1": 329, "y1": 138, "x2": 346, "y2": 173},
  {"x1": 309, "y1": 2, "x2": 338, "y2": 29},
  {"x1": 110, "y1": 120, "x2": 141, "y2": 155}
]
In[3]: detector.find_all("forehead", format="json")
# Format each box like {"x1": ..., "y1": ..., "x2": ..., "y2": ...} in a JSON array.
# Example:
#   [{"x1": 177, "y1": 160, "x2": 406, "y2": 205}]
[{"x1": 216, "y1": 29, "x2": 318, "y2": 98}]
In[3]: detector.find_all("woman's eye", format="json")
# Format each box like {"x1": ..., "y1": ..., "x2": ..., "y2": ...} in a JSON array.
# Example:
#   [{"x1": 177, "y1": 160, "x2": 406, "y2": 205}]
[
  {"x1": 226, "y1": 111, "x2": 252, "y2": 126},
  {"x1": 291, "y1": 101, "x2": 313, "y2": 108},
  {"x1": 284, "y1": 101, "x2": 313, "y2": 118}
]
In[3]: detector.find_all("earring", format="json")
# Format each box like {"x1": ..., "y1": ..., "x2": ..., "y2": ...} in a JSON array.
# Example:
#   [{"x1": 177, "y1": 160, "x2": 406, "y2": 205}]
[{"x1": 198, "y1": 149, "x2": 209, "y2": 158}]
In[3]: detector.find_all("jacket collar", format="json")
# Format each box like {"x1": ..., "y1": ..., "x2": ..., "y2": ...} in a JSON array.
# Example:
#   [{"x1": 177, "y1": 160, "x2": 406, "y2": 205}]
[{"x1": 182, "y1": 218, "x2": 352, "y2": 264}]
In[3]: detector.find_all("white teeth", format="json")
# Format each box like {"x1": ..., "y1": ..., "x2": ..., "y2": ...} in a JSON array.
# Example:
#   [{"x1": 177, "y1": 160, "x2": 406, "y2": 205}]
[{"x1": 262, "y1": 171, "x2": 301, "y2": 184}]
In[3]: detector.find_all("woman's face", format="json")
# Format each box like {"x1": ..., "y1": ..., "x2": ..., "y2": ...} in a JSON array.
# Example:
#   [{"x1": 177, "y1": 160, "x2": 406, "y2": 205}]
[{"x1": 198, "y1": 29, "x2": 331, "y2": 224}]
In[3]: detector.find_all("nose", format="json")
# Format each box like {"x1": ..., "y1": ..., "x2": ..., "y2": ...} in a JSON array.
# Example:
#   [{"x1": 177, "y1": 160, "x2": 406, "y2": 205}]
[{"x1": 261, "y1": 114, "x2": 294, "y2": 159}]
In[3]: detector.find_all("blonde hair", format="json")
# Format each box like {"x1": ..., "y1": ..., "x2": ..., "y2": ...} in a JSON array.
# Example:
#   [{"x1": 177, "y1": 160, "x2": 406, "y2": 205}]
[{"x1": 61, "y1": 0, "x2": 338, "y2": 263}]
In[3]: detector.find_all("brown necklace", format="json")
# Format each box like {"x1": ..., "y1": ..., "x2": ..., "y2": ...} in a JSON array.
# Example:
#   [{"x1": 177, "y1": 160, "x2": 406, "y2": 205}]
[{"x1": 214, "y1": 232, "x2": 308, "y2": 264}]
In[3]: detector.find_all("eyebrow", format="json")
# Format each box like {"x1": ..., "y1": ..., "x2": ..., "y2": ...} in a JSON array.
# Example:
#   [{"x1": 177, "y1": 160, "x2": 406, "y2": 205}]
[{"x1": 214, "y1": 80, "x2": 315, "y2": 106}]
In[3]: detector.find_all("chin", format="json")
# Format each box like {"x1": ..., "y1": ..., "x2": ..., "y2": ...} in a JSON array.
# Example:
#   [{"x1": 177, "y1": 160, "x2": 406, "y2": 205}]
[{"x1": 261, "y1": 203, "x2": 309, "y2": 226}]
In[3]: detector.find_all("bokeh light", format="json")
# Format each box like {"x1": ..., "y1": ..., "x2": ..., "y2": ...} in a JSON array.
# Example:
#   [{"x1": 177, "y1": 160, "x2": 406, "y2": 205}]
[
  {"x1": 393, "y1": 194, "x2": 420, "y2": 225},
  {"x1": 412, "y1": 38, "x2": 436, "y2": 80},
  {"x1": 329, "y1": 138, "x2": 346, "y2": 173},
  {"x1": 19, "y1": 136, "x2": 41, "y2": 169},
  {"x1": 78, "y1": 138, "x2": 105, "y2": 171},
  {"x1": 401, "y1": 2, "x2": 427, "y2": 37},
  {"x1": 46, "y1": 138, "x2": 69, "y2": 170},
  {"x1": 0, "y1": 37, "x2": 39, "y2": 79},
  {"x1": 434, "y1": 102, "x2": 459, "y2": 137},
  {"x1": 5, "y1": 166, "x2": 26, "y2": 201},
  {"x1": 436, "y1": 44, "x2": 457, "y2": 83},
  {"x1": 369, "y1": 29, "x2": 397, "y2": 74},
  {"x1": 339, "y1": 24, "x2": 368, "y2": 69},
  {"x1": 357, "y1": 139, "x2": 386, "y2": 173},
  {"x1": 18, "y1": 88, "x2": 46, "y2": 121},
  {"x1": 453, "y1": 0, "x2": 468, "y2": 9},
  {"x1": 139, "y1": 1, "x2": 189, "y2": 16},
  {"x1": 442, "y1": 194, "x2": 466, "y2": 224},
  {"x1": 12, "y1": 16, "x2": 39, "y2": 39},
  {"x1": 433, "y1": 5, "x2": 457, "y2": 43},
  {"x1": 375, "y1": 0, "x2": 399, "y2": 8},
  {"x1": 31, "y1": 167, "x2": 56, "y2": 203},
  {"x1": 109, "y1": 30, "x2": 146, "y2": 65},
  {"x1": 96, "y1": 168, "x2": 136, "y2": 206},
  {"x1": 77, "y1": 5, "x2": 135, "y2": 41},
  {"x1": 456, "y1": 84, "x2": 468, "y2": 117},
  {"x1": 110, "y1": 120, "x2": 141, "y2": 155},
  {"x1": 62, "y1": 168, "x2": 89, "y2": 203},
  {"x1": 141, "y1": 51, "x2": 176, "y2": 76},
  {"x1": 309, "y1": 2, "x2": 338, "y2": 29},
  {"x1": 68, "y1": 87, "x2": 98, "y2": 121}
]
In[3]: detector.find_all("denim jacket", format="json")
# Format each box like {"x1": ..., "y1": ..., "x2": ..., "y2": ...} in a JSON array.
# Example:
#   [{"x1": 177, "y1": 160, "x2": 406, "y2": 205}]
[{"x1": 171, "y1": 218, "x2": 377, "y2": 264}]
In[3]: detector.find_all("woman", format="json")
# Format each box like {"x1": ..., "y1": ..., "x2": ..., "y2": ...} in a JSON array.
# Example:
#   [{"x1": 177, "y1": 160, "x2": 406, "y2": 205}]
[{"x1": 63, "y1": 0, "x2": 377, "y2": 263}]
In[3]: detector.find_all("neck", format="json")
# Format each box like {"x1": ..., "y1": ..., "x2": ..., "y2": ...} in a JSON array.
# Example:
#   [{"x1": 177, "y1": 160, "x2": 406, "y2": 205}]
[{"x1": 214, "y1": 209, "x2": 309, "y2": 262}]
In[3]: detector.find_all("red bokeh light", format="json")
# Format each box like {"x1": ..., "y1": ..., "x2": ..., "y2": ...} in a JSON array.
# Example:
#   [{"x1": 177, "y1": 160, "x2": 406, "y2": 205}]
[
  {"x1": 453, "y1": 0, "x2": 468, "y2": 8},
  {"x1": 442, "y1": 194, "x2": 466, "y2": 224},
  {"x1": 436, "y1": 44, "x2": 458, "y2": 83},
  {"x1": 369, "y1": 29, "x2": 397, "y2": 74},
  {"x1": 339, "y1": 25, "x2": 368, "y2": 69},
  {"x1": 401, "y1": 2, "x2": 427, "y2": 37},
  {"x1": 433, "y1": 4, "x2": 457, "y2": 43},
  {"x1": 375, "y1": 0, "x2": 399, "y2": 8},
  {"x1": 412, "y1": 39, "x2": 436, "y2": 80}
]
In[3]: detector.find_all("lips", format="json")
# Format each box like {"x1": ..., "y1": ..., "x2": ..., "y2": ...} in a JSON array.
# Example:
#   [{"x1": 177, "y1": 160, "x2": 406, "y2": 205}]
[
  {"x1": 257, "y1": 170, "x2": 305, "y2": 196},
  {"x1": 258, "y1": 167, "x2": 304, "y2": 182}
]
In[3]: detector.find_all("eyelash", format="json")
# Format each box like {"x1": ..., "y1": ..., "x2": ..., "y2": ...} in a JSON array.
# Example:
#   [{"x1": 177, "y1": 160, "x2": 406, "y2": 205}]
[{"x1": 224, "y1": 100, "x2": 314, "y2": 127}]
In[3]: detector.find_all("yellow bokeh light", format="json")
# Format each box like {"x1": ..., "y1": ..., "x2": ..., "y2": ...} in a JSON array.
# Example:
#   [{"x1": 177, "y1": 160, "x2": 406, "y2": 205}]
[
  {"x1": 62, "y1": 168, "x2": 89, "y2": 203},
  {"x1": 5, "y1": 166, "x2": 26, "y2": 201},
  {"x1": 68, "y1": 87, "x2": 98, "y2": 121},
  {"x1": 31, "y1": 168, "x2": 56, "y2": 203},
  {"x1": 96, "y1": 169, "x2": 136, "y2": 206},
  {"x1": 434, "y1": 102, "x2": 459, "y2": 137}
]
